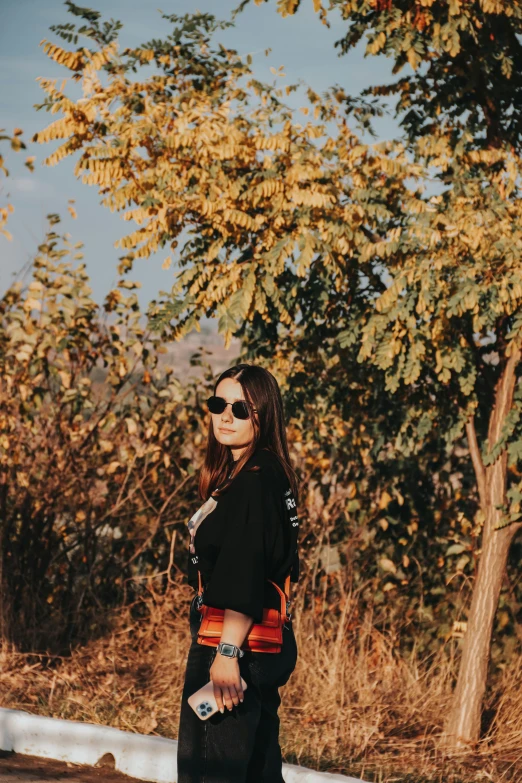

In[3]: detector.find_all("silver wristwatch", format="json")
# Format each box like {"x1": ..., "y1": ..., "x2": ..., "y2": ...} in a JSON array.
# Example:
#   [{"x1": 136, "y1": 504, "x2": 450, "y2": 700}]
[{"x1": 217, "y1": 641, "x2": 244, "y2": 658}]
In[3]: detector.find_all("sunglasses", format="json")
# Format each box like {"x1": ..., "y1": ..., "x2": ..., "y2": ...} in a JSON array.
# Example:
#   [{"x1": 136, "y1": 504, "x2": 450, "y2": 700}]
[{"x1": 206, "y1": 396, "x2": 257, "y2": 420}]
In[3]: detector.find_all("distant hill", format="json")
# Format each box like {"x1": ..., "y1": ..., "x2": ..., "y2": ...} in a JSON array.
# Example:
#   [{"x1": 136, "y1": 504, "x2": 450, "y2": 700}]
[{"x1": 158, "y1": 324, "x2": 242, "y2": 379}]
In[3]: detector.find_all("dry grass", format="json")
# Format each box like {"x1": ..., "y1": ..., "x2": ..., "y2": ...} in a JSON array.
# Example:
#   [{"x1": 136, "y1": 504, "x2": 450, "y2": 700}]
[{"x1": 0, "y1": 579, "x2": 521, "y2": 783}]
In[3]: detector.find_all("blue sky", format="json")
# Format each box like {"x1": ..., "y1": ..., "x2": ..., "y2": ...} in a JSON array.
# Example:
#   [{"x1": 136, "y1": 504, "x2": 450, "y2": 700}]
[{"x1": 1, "y1": 0, "x2": 397, "y2": 310}]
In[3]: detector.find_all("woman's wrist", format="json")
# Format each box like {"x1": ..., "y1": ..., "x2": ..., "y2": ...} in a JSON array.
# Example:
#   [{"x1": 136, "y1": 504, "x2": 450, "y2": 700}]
[{"x1": 220, "y1": 608, "x2": 254, "y2": 649}]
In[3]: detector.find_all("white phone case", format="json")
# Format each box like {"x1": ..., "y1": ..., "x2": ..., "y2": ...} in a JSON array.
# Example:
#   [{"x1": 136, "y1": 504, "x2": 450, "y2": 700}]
[{"x1": 187, "y1": 677, "x2": 248, "y2": 721}]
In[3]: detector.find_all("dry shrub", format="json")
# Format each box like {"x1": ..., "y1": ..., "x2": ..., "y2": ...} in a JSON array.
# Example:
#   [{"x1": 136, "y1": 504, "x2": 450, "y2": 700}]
[
  {"x1": 0, "y1": 578, "x2": 520, "y2": 783},
  {"x1": 485, "y1": 657, "x2": 522, "y2": 762},
  {"x1": 0, "y1": 235, "x2": 210, "y2": 651},
  {"x1": 0, "y1": 577, "x2": 192, "y2": 736}
]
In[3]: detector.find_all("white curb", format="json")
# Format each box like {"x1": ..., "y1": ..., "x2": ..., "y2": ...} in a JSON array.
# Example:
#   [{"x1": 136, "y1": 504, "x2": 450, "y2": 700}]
[{"x1": 0, "y1": 707, "x2": 366, "y2": 782}]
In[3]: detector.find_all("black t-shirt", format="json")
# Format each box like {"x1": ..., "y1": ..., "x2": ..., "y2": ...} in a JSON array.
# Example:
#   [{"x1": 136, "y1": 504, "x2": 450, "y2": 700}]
[{"x1": 186, "y1": 448, "x2": 300, "y2": 623}]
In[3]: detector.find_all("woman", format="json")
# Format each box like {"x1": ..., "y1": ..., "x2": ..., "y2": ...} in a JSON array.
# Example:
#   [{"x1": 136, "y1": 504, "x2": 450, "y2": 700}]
[{"x1": 176, "y1": 363, "x2": 300, "y2": 783}]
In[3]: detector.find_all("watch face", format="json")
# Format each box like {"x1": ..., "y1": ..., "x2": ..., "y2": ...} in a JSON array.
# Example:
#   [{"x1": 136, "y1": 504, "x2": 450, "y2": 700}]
[{"x1": 220, "y1": 643, "x2": 235, "y2": 656}]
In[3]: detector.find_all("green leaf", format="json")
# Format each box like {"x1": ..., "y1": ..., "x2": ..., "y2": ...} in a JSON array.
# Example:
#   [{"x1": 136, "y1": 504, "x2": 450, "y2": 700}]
[{"x1": 446, "y1": 543, "x2": 466, "y2": 556}]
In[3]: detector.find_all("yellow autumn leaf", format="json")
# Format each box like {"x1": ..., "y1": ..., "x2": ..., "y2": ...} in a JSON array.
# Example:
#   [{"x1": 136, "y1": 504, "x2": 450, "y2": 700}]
[
  {"x1": 58, "y1": 370, "x2": 71, "y2": 389},
  {"x1": 379, "y1": 491, "x2": 393, "y2": 509},
  {"x1": 125, "y1": 418, "x2": 138, "y2": 435},
  {"x1": 379, "y1": 558, "x2": 397, "y2": 575}
]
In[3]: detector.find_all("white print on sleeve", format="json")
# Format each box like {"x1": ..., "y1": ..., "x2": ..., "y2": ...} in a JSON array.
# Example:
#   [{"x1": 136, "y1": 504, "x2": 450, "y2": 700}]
[{"x1": 284, "y1": 488, "x2": 299, "y2": 526}]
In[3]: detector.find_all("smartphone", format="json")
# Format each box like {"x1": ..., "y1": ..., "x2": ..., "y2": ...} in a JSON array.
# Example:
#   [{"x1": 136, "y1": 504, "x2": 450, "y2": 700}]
[{"x1": 188, "y1": 677, "x2": 248, "y2": 721}]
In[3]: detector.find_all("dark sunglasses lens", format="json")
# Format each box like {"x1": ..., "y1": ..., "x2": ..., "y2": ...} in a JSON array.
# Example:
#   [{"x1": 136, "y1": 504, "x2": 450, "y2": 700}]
[
  {"x1": 232, "y1": 401, "x2": 250, "y2": 420},
  {"x1": 207, "y1": 396, "x2": 226, "y2": 414}
]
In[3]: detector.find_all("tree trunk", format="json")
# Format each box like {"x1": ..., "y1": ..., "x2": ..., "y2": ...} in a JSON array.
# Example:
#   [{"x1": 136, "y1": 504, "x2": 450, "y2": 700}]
[{"x1": 444, "y1": 344, "x2": 522, "y2": 747}]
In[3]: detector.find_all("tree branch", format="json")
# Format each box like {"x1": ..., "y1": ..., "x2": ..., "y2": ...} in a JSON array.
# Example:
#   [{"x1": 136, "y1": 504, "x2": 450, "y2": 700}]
[
  {"x1": 488, "y1": 341, "x2": 521, "y2": 447},
  {"x1": 466, "y1": 415, "x2": 487, "y2": 510}
]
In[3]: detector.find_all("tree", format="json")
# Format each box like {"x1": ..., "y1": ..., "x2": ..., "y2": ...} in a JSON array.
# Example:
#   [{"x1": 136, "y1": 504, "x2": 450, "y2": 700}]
[
  {"x1": 33, "y1": 2, "x2": 522, "y2": 746},
  {"x1": 32, "y1": 5, "x2": 416, "y2": 345},
  {"x1": 252, "y1": 0, "x2": 522, "y2": 748}
]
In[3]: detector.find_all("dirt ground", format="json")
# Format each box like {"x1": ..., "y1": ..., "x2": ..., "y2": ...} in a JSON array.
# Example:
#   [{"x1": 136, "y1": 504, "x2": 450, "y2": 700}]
[{"x1": 0, "y1": 753, "x2": 144, "y2": 783}]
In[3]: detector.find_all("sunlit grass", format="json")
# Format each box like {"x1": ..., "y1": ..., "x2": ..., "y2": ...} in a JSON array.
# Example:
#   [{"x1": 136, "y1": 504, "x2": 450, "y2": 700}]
[{"x1": 0, "y1": 579, "x2": 520, "y2": 782}]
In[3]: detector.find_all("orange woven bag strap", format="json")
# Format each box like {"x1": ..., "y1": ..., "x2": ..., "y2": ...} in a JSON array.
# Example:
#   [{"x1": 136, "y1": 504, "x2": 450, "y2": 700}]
[{"x1": 197, "y1": 571, "x2": 291, "y2": 622}]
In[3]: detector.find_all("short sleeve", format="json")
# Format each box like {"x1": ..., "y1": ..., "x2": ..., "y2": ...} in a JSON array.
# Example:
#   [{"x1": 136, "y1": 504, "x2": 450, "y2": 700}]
[{"x1": 202, "y1": 472, "x2": 276, "y2": 623}]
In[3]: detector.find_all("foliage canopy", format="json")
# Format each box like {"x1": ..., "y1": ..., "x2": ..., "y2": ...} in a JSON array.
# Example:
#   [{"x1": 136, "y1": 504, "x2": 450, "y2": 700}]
[{"x1": 258, "y1": 0, "x2": 522, "y2": 148}]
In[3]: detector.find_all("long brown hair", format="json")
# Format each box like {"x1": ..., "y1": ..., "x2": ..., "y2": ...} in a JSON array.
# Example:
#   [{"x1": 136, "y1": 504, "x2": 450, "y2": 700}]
[{"x1": 198, "y1": 363, "x2": 299, "y2": 501}]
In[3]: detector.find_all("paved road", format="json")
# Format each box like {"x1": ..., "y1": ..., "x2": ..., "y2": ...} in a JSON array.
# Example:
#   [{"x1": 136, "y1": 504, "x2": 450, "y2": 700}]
[{"x1": 0, "y1": 753, "x2": 142, "y2": 782}]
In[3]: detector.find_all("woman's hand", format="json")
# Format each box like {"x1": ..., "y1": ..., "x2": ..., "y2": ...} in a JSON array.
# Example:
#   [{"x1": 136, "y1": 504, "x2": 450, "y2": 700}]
[
  {"x1": 209, "y1": 608, "x2": 251, "y2": 712},
  {"x1": 210, "y1": 653, "x2": 244, "y2": 713}
]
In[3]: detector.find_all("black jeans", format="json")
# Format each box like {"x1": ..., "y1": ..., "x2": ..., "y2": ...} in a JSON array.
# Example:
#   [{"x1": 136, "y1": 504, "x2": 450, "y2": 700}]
[{"x1": 176, "y1": 594, "x2": 298, "y2": 783}]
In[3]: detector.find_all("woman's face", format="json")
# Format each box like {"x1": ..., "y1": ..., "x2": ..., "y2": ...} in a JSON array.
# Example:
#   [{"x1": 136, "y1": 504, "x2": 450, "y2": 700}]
[{"x1": 211, "y1": 378, "x2": 256, "y2": 459}]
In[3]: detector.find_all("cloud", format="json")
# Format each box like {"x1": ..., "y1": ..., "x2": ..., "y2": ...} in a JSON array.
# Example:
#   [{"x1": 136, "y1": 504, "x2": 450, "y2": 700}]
[
  {"x1": 11, "y1": 177, "x2": 38, "y2": 193},
  {"x1": 10, "y1": 177, "x2": 55, "y2": 197}
]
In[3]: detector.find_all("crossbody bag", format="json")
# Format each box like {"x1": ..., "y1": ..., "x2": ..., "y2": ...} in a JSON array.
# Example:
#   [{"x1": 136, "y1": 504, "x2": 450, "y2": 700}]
[{"x1": 195, "y1": 570, "x2": 292, "y2": 653}]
